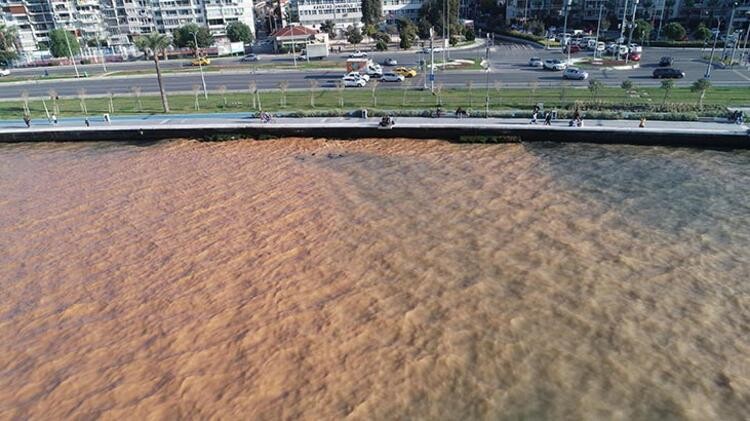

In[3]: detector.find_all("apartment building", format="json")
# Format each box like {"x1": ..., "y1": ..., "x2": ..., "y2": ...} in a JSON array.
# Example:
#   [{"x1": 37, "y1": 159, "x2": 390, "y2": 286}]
[
  {"x1": 293, "y1": 0, "x2": 362, "y2": 30},
  {"x1": 383, "y1": 0, "x2": 422, "y2": 23},
  {"x1": 0, "y1": 0, "x2": 55, "y2": 55}
]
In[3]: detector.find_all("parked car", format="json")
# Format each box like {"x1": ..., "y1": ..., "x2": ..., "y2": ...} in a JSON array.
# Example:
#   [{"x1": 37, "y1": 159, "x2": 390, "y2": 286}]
[
  {"x1": 191, "y1": 57, "x2": 210, "y2": 66},
  {"x1": 529, "y1": 57, "x2": 543, "y2": 67},
  {"x1": 394, "y1": 67, "x2": 417, "y2": 77},
  {"x1": 653, "y1": 68, "x2": 685, "y2": 78},
  {"x1": 563, "y1": 44, "x2": 582, "y2": 54},
  {"x1": 543, "y1": 59, "x2": 567, "y2": 70},
  {"x1": 562, "y1": 67, "x2": 589, "y2": 80},
  {"x1": 628, "y1": 44, "x2": 643, "y2": 53},
  {"x1": 596, "y1": 42, "x2": 606, "y2": 52},
  {"x1": 381, "y1": 72, "x2": 405, "y2": 82},
  {"x1": 627, "y1": 52, "x2": 641, "y2": 61},
  {"x1": 605, "y1": 43, "x2": 618, "y2": 54},
  {"x1": 0, "y1": 68, "x2": 9, "y2": 77},
  {"x1": 384, "y1": 58, "x2": 398, "y2": 66},
  {"x1": 348, "y1": 50, "x2": 368, "y2": 58},
  {"x1": 342, "y1": 75, "x2": 367, "y2": 87},
  {"x1": 346, "y1": 71, "x2": 369, "y2": 81},
  {"x1": 240, "y1": 53, "x2": 258, "y2": 62},
  {"x1": 658, "y1": 56, "x2": 674, "y2": 67}
]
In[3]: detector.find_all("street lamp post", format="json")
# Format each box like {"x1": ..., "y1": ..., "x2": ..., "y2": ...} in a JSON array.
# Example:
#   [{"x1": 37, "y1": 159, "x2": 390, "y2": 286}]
[
  {"x1": 562, "y1": 0, "x2": 572, "y2": 64},
  {"x1": 656, "y1": 0, "x2": 666, "y2": 40},
  {"x1": 64, "y1": 29, "x2": 80, "y2": 78},
  {"x1": 95, "y1": 35, "x2": 107, "y2": 73},
  {"x1": 625, "y1": 0, "x2": 639, "y2": 64},
  {"x1": 430, "y1": 27, "x2": 435, "y2": 93},
  {"x1": 618, "y1": 0, "x2": 630, "y2": 60},
  {"x1": 705, "y1": 20, "x2": 721, "y2": 79},
  {"x1": 484, "y1": 33, "x2": 493, "y2": 118},
  {"x1": 742, "y1": 15, "x2": 750, "y2": 65},
  {"x1": 594, "y1": 3, "x2": 604, "y2": 58},
  {"x1": 191, "y1": 31, "x2": 208, "y2": 99},
  {"x1": 722, "y1": 2, "x2": 738, "y2": 60}
]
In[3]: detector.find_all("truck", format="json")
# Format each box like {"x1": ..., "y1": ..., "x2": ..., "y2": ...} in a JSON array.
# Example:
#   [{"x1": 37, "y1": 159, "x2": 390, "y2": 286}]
[
  {"x1": 304, "y1": 43, "x2": 329, "y2": 60},
  {"x1": 346, "y1": 58, "x2": 371, "y2": 73}
]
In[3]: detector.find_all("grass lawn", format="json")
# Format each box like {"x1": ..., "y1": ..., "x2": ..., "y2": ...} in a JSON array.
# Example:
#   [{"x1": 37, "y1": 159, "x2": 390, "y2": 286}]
[{"x1": 5, "y1": 86, "x2": 749, "y2": 121}]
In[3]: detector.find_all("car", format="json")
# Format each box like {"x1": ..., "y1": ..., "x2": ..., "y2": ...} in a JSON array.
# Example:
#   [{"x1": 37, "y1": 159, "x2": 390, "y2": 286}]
[
  {"x1": 381, "y1": 72, "x2": 405, "y2": 82},
  {"x1": 652, "y1": 68, "x2": 685, "y2": 78},
  {"x1": 346, "y1": 71, "x2": 369, "y2": 81},
  {"x1": 394, "y1": 67, "x2": 417, "y2": 77},
  {"x1": 658, "y1": 56, "x2": 674, "y2": 67},
  {"x1": 628, "y1": 44, "x2": 642, "y2": 53},
  {"x1": 562, "y1": 67, "x2": 589, "y2": 80},
  {"x1": 366, "y1": 65, "x2": 383, "y2": 77},
  {"x1": 596, "y1": 42, "x2": 606, "y2": 52},
  {"x1": 191, "y1": 57, "x2": 210, "y2": 66},
  {"x1": 384, "y1": 58, "x2": 398, "y2": 66},
  {"x1": 0, "y1": 68, "x2": 9, "y2": 77},
  {"x1": 627, "y1": 52, "x2": 641, "y2": 61},
  {"x1": 543, "y1": 59, "x2": 567, "y2": 71},
  {"x1": 342, "y1": 75, "x2": 366, "y2": 87},
  {"x1": 528, "y1": 57, "x2": 543, "y2": 67},
  {"x1": 348, "y1": 50, "x2": 368, "y2": 58},
  {"x1": 563, "y1": 44, "x2": 582, "y2": 54},
  {"x1": 240, "y1": 53, "x2": 258, "y2": 62}
]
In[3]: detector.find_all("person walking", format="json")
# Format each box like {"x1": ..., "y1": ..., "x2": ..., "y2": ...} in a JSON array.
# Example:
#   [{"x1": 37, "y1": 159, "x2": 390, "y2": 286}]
[
  {"x1": 52, "y1": 113, "x2": 58, "y2": 125},
  {"x1": 23, "y1": 114, "x2": 31, "y2": 128},
  {"x1": 544, "y1": 112, "x2": 552, "y2": 126},
  {"x1": 84, "y1": 117, "x2": 90, "y2": 127},
  {"x1": 639, "y1": 117, "x2": 646, "y2": 128},
  {"x1": 530, "y1": 110, "x2": 538, "y2": 124}
]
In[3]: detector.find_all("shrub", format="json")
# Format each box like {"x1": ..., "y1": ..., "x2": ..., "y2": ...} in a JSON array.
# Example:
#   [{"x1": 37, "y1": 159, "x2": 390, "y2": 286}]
[
  {"x1": 375, "y1": 39, "x2": 388, "y2": 51},
  {"x1": 664, "y1": 22, "x2": 687, "y2": 41},
  {"x1": 465, "y1": 28, "x2": 476, "y2": 42}
]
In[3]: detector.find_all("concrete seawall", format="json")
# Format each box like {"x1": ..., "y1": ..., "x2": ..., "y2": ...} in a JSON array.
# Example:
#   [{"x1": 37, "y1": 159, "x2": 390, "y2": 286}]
[{"x1": 1, "y1": 118, "x2": 748, "y2": 148}]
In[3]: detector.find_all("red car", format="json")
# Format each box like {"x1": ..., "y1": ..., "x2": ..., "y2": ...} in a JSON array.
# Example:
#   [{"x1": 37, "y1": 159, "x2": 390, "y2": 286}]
[
  {"x1": 628, "y1": 52, "x2": 641, "y2": 61},
  {"x1": 563, "y1": 44, "x2": 582, "y2": 54}
]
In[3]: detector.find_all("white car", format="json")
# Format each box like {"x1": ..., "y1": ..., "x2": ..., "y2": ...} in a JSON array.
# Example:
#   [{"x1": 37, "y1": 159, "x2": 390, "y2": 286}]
[
  {"x1": 562, "y1": 67, "x2": 589, "y2": 80},
  {"x1": 366, "y1": 65, "x2": 383, "y2": 77},
  {"x1": 342, "y1": 76, "x2": 366, "y2": 87},
  {"x1": 345, "y1": 71, "x2": 369, "y2": 81},
  {"x1": 348, "y1": 50, "x2": 368, "y2": 58},
  {"x1": 628, "y1": 44, "x2": 643, "y2": 53},
  {"x1": 596, "y1": 42, "x2": 606, "y2": 52},
  {"x1": 529, "y1": 57, "x2": 543, "y2": 67},
  {"x1": 543, "y1": 59, "x2": 567, "y2": 71},
  {"x1": 0, "y1": 69, "x2": 9, "y2": 77},
  {"x1": 381, "y1": 72, "x2": 405, "y2": 82}
]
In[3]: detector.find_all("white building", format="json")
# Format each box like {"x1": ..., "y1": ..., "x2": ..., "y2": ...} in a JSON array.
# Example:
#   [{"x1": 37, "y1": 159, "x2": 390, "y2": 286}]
[
  {"x1": 204, "y1": 0, "x2": 255, "y2": 38},
  {"x1": 293, "y1": 0, "x2": 362, "y2": 30},
  {"x1": 382, "y1": 0, "x2": 422, "y2": 23}
]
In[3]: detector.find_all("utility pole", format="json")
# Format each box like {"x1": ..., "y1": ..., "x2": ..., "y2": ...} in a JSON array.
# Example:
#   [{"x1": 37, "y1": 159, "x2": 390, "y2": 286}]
[
  {"x1": 705, "y1": 19, "x2": 721, "y2": 79},
  {"x1": 291, "y1": 26, "x2": 297, "y2": 68},
  {"x1": 442, "y1": 0, "x2": 447, "y2": 67},
  {"x1": 484, "y1": 33, "x2": 492, "y2": 118},
  {"x1": 64, "y1": 28, "x2": 80, "y2": 78},
  {"x1": 594, "y1": 3, "x2": 604, "y2": 58},
  {"x1": 96, "y1": 35, "x2": 107, "y2": 73},
  {"x1": 191, "y1": 31, "x2": 208, "y2": 99},
  {"x1": 625, "y1": 0, "x2": 639, "y2": 64},
  {"x1": 742, "y1": 16, "x2": 750, "y2": 66},
  {"x1": 619, "y1": 0, "x2": 629, "y2": 59}
]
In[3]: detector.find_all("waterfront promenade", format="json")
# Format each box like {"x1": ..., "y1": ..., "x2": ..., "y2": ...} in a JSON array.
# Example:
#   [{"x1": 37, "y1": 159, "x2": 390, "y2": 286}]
[{"x1": 0, "y1": 114, "x2": 747, "y2": 148}]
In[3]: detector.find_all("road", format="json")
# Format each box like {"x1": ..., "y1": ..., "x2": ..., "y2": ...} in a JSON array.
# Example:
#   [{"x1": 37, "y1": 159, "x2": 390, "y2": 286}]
[{"x1": 2, "y1": 43, "x2": 748, "y2": 99}]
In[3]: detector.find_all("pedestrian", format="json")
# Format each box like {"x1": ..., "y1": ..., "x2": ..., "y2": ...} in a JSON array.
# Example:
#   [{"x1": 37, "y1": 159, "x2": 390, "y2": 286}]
[
  {"x1": 84, "y1": 117, "x2": 90, "y2": 127},
  {"x1": 52, "y1": 113, "x2": 58, "y2": 125},
  {"x1": 639, "y1": 117, "x2": 646, "y2": 128},
  {"x1": 576, "y1": 117, "x2": 584, "y2": 127},
  {"x1": 530, "y1": 110, "x2": 538, "y2": 124},
  {"x1": 103, "y1": 113, "x2": 111, "y2": 125},
  {"x1": 23, "y1": 114, "x2": 31, "y2": 128},
  {"x1": 544, "y1": 112, "x2": 552, "y2": 125}
]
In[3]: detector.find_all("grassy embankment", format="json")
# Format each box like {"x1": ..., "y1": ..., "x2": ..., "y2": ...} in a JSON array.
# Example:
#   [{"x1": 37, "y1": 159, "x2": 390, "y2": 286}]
[{"x1": 6, "y1": 85, "x2": 750, "y2": 121}]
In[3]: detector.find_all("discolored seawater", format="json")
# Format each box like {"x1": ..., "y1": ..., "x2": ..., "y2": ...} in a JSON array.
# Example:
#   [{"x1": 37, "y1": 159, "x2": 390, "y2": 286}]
[{"x1": 0, "y1": 139, "x2": 748, "y2": 420}]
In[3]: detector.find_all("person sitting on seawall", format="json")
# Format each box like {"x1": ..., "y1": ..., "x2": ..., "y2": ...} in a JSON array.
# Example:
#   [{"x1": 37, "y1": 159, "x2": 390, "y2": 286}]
[
  {"x1": 379, "y1": 115, "x2": 395, "y2": 127},
  {"x1": 455, "y1": 107, "x2": 469, "y2": 118}
]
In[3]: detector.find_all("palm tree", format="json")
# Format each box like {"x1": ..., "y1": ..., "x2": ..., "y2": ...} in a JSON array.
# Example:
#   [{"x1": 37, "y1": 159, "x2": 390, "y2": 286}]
[
  {"x1": 0, "y1": 23, "x2": 18, "y2": 65},
  {"x1": 135, "y1": 33, "x2": 171, "y2": 112}
]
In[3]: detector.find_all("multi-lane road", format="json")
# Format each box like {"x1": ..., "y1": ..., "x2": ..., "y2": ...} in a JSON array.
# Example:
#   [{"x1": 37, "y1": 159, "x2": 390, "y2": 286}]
[{"x1": 1, "y1": 42, "x2": 748, "y2": 99}]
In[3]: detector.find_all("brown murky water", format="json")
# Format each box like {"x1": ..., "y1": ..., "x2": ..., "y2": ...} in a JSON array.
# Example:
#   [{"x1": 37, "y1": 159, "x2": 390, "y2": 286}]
[{"x1": 0, "y1": 139, "x2": 748, "y2": 420}]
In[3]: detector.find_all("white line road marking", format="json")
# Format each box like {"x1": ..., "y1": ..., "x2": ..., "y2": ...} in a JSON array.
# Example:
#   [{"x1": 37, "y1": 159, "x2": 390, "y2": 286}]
[
  {"x1": 160, "y1": 119, "x2": 170, "y2": 124},
  {"x1": 732, "y1": 69, "x2": 750, "y2": 81}
]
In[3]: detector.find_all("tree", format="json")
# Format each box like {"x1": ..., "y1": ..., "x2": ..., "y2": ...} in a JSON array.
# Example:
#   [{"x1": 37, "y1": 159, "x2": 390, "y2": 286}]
[
  {"x1": 309, "y1": 80, "x2": 318, "y2": 107},
  {"x1": 400, "y1": 36, "x2": 413, "y2": 49},
  {"x1": 173, "y1": 24, "x2": 213, "y2": 52},
  {"x1": 0, "y1": 23, "x2": 18, "y2": 65},
  {"x1": 691, "y1": 78, "x2": 711, "y2": 109},
  {"x1": 528, "y1": 20, "x2": 545, "y2": 36},
  {"x1": 48, "y1": 29, "x2": 80, "y2": 59},
  {"x1": 417, "y1": 18, "x2": 432, "y2": 40},
  {"x1": 449, "y1": 35, "x2": 459, "y2": 46},
  {"x1": 621, "y1": 80, "x2": 634, "y2": 100},
  {"x1": 135, "y1": 33, "x2": 172, "y2": 112},
  {"x1": 346, "y1": 26, "x2": 363, "y2": 45},
  {"x1": 373, "y1": 32, "x2": 391, "y2": 43},
  {"x1": 660, "y1": 79, "x2": 674, "y2": 104},
  {"x1": 361, "y1": 0, "x2": 383, "y2": 25},
  {"x1": 633, "y1": 19, "x2": 653, "y2": 43},
  {"x1": 364, "y1": 24, "x2": 378, "y2": 39},
  {"x1": 588, "y1": 78, "x2": 603, "y2": 102},
  {"x1": 664, "y1": 22, "x2": 686, "y2": 41},
  {"x1": 279, "y1": 80, "x2": 289, "y2": 107},
  {"x1": 695, "y1": 24, "x2": 712, "y2": 42},
  {"x1": 398, "y1": 18, "x2": 417, "y2": 50},
  {"x1": 376, "y1": 39, "x2": 388, "y2": 51},
  {"x1": 419, "y1": 0, "x2": 460, "y2": 35},
  {"x1": 320, "y1": 20, "x2": 337, "y2": 38},
  {"x1": 226, "y1": 21, "x2": 253, "y2": 43},
  {"x1": 464, "y1": 27, "x2": 475, "y2": 42}
]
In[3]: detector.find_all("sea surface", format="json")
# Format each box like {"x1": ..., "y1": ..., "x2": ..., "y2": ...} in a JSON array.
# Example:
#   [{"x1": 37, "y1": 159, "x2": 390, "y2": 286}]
[{"x1": 0, "y1": 138, "x2": 748, "y2": 420}]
